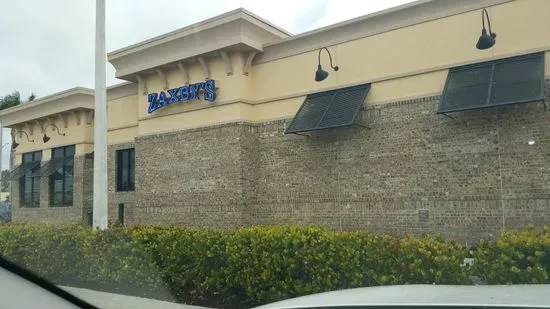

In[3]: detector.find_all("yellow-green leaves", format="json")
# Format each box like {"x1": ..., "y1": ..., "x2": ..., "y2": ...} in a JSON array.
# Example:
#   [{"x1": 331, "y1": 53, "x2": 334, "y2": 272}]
[{"x1": 0, "y1": 224, "x2": 549, "y2": 308}]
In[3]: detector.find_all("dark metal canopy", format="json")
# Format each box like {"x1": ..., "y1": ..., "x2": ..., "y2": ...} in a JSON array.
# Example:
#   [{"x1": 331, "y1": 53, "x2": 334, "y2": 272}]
[
  {"x1": 30, "y1": 158, "x2": 72, "y2": 177},
  {"x1": 5, "y1": 162, "x2": 41, "y2": 180},
  {"x1": 438, "y1": 52, "x2": 545, "y2": 114},
  {"x1": 285, "y1": 83, "x2": 371, "y2": 134}
]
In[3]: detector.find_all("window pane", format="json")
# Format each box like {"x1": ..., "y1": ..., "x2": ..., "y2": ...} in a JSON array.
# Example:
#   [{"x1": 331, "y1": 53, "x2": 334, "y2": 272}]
[
  {"x1": 121, "y1": 150, "x2": 129, "y2": 188},
  {"x1": 64, "y1": 171, "x2": 73, "y2": 206},
  {"x1": 53, "y1": 177, "x2": 63, "y2": 193},
  {"x1": 65, "y1": 146, "x2": 75, "y2": 157},
  {"x1": 24, "y1": 193, "x2": 32, "y2": 207},
  {"x1": 34, "y1": 151, "x2": 42, "y2": 162},
  {"x1": 19, "y1": 179, "x2": 27, "y2": 207},
  {"x1": 23, "y1": 153, "x2": 33, "y2": 163},
  {"x1": 52, "y1": 148, "x2": 64, "y2": 159},
  {"x1": 52, "y1": 169, "x2": 63, "y2": 182},
  {"x1": 129, "y1": 150, "x2": 135, "y2": 189},
  {"x1": 24, "y1": 177, "x2": 32, "y2": 194},
  {"x1": 32, "y1": 177, "x2": 40, "y2": 207},
  {"x1": 52, "y1": 192, "x2": 63, "y2": 207}
]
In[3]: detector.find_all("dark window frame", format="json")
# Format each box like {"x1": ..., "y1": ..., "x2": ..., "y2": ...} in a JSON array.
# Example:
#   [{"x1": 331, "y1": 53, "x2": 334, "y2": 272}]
[
  {"x1": 116, "y1": 148, "x2": 135, "y2": 192},
  {"x1": 49, "y1": 145, "x2": 74, "y2": 208},
  {"x1": 438, "y1": 52, "x2": 545, "y2": 114},
  {"x1": 19, "y1": 151, "x2": 42, "y2": 208}
]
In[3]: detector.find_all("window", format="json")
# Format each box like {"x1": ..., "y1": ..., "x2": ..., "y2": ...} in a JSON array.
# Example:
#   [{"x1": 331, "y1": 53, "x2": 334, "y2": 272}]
[
  {"x1": 19, "y1": 151, "x2": 42, "y2": 208},
  {"x1": 118, "y1": 203, "x2": 124, "y2": 225},
  {"x1": 49, "y1": 145, "x2": 74, "y2": 207},
  {"x1": 116, "y1": 148, "x2": 135, "y2": 191},
  {"x1": 438, "y1": 52, "x2": 545, "y2": 114}
]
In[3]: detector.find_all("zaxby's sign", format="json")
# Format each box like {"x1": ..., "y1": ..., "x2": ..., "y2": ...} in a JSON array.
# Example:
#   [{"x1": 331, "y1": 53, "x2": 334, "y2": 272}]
[{"x1": 147, "y1": 79, "x2": 217, "y2": 113}]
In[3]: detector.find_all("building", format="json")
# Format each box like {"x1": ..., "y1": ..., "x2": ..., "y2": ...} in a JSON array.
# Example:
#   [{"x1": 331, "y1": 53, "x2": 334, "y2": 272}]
[{"x1": 1, "y1": 0, "x2": 549, "y2": 241}]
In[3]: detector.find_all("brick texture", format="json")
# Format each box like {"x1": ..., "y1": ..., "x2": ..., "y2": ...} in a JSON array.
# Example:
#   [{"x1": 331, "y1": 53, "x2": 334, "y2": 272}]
[
  {"x1": 128, "y1": 80, "x2": 550, "y2": 242},
  {"x1": 11, "y1": 156, "x2": 87, "y2": 224}
]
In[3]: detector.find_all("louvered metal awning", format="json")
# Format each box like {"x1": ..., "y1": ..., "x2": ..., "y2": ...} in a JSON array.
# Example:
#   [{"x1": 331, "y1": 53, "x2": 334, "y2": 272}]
[
  {"x1": 285, "y1": 83, "x2": 371, "y2": 134},
  {"x1": 5, "y1": 162, "x2": 40, "y2": 180},
  {"x1": 30, "y1": 158, "x2": 72, "y2": 177},
  {"x1": 438, "y1": 52, "x2": 545, "y2": 114}
]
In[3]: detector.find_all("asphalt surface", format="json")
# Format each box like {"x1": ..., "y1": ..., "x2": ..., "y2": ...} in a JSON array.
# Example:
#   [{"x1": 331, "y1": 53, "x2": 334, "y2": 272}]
[{"x1": 61, "y1": 286, "x2": 214, "y2": 309}]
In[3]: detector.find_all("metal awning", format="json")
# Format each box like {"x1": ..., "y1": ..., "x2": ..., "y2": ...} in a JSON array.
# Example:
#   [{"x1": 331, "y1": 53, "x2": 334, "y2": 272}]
[
  {"x1": 285, "y1": 83, "x2": 371, "y2": 134},
  {"x1": 438, "y1": 52, "x2": 545, "y2": 114},
  {"x1": 30, "y1": 158, "x2": 72, "y2": 177},
  {"x1": 5, "y1": 162, "x2": 40, "y2": 180}
]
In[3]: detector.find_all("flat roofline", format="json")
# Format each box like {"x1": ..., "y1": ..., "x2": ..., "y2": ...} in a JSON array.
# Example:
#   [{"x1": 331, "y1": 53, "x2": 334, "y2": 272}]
[
  {"x1": 107, "y1": 8, "x2": 291, "y2": 60},
  {"x1": 256, "y1": 0, "x2": 515, "y2": 64},
  {"x1": 107, "y1": 81, "x2": 134, "y2": 90},
  {"x1": 0, "y1": 87, "x2": 94, "y2": 116}
]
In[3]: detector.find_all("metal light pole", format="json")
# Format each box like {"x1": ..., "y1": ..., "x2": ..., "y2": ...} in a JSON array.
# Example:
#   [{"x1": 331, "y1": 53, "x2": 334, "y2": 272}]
[{"x1": 93, "y1": 0, "x2": 108, "y2": 230}]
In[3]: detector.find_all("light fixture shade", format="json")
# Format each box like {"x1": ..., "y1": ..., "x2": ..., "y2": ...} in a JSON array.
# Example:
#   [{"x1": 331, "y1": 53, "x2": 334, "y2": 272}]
[
  {"x1": 476, "y1": 29, "x2": 496, "y2": 50},
  {"x1": 42, "y1": 134, "x2": 50, "y2": 143},
  {"x1": 12, "y1": 142, "x2": 19, "y2": 149},
  {"x1": 315, "y1": 65, "x2": 329, "y2": 82}
]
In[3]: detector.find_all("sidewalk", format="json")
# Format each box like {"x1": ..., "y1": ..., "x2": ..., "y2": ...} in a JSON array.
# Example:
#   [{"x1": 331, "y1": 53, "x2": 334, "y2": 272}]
[{"x1": 61, "y1": 286, "x2": 214, "y2": 309}]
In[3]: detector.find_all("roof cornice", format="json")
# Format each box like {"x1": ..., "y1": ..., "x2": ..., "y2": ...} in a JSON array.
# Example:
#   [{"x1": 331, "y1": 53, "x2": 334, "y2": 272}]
[{"x1": 255, "y1": 0, "x2": 516, "y2": 64}]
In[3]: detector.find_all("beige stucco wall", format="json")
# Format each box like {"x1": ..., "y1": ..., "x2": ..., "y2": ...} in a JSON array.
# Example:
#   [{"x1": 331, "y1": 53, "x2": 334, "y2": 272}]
[
  {"x1": 251, "y1": 0, "x2": 550, "y2": 101},
  {"x1": 108, "y1": 94, "x2": 138, "y2": 143},
  {"x1": 108, "y1": 95, "x2": 138, "y2": 129},
  {"x1": 12, "y1": 113, "x2": 94, "y2": 162},
  {"x1": 122, "y1": 0, "x2": 550, "y2": 137}
]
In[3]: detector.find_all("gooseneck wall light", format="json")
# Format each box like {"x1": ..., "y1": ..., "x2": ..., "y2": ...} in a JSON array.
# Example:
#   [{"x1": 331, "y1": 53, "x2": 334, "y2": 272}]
[
  {"x1": 476, "y1": 8, "x2": 497, "y2": 50},
  {"x1": 11, "y1": 129, "x2": 34, "y2": 150},
  {"x1": 42, "y1": 123, "x2": 66, "y2": 143},
  {"x1": 315, "y1": 47, "x2": 339, "y2": 82}
]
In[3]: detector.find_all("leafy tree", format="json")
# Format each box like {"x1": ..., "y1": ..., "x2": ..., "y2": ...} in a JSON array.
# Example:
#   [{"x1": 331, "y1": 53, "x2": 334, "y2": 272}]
[
  {"x1": 0, "y1": 91, "x2": 37, "y2": 111},
  {"x1": 0, "y1": 170, "x2": 8, "y2": 192},
  {"x1": 0, "y1": 170, "x2": 8, "y2": 191},
  {"x1": 0, "y1": 91, "x2": 21, "y2": 110}
]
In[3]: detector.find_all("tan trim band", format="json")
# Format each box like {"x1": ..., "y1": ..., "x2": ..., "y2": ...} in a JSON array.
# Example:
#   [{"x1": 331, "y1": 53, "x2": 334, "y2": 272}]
[
  {"x1": 108, "y1": 124, "x2": 138, "y2": 132},
  {"x1": 138, "y1": 47, "x2": 550, "y2": 122}
]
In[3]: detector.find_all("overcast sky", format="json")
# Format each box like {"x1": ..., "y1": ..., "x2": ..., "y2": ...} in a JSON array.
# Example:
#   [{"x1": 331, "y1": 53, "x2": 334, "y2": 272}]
[{"x1": 0, "y1": 0, "x2": 412, "y2": 170}]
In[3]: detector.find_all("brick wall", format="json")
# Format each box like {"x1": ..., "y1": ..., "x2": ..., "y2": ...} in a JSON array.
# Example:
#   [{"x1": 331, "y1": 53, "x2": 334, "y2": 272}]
[
  {"x1": 130, "y1": 80, "x2": 550, "y2": 242},
  {"x1": 107, "y1": 143, "x2": 135, "y2": 225},
  {"x1": 134, "y1": 125, "x2": 249, "y2": 227},
  {"x1": 11, "y1": 156, "x2": 87, "y2": 224}
]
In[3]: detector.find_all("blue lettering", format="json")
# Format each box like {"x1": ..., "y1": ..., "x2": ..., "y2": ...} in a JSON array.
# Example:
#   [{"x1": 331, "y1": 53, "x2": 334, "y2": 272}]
[
  {"x1": 157, "y1": 91, "x2": 168, "y2": 108},
  {"x1": 147, "y1": 93, "x2": 158, "y2": 113},
  {"x1": 204, "y1": 79, "x2": 216, "y2": 102},
  {"x1": 180, "y1": 85, "x2": 189, "y2": 101},
  {"x1": 167, "y1": 88, "x2": 181, "y2": 104},
  {"x1": 189, "y1": 83, "x2": 201, "y2": 100},
  {"x1": 147, "y1": 80, "x2": 218, "y2": 113}
]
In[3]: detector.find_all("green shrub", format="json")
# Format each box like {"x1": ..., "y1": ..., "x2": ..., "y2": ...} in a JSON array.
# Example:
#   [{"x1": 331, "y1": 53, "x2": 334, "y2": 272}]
[
  {"x1": 472, "y1": 225, "x2": 550, "y2": 284},
  {"x1": 0, "y1": 224, "x2": 548, "y2": 308}
]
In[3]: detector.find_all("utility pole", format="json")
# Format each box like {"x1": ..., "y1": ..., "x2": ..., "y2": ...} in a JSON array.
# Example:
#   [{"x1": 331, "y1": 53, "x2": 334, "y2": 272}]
[{"x1": 93, "y1": 0, "x2": 108, "y2": 230}]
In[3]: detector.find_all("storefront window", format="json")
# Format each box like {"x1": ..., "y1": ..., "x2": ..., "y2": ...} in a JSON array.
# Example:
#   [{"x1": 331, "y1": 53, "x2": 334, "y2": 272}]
[
  {"x1": 116, "y1": 148, "x2": 135, "y2": 192},
  {"x1": 20, "y1": 151, "x2": 42, "y2": 208},
  {"x1": 49, "y1": 145, "x2": 74, "y2": 207}
]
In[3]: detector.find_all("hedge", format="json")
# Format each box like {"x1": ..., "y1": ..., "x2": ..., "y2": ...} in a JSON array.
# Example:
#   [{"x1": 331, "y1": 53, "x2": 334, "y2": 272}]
[{"x1": 0, "y1": 224, "x2": 549, "y2": 308}]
